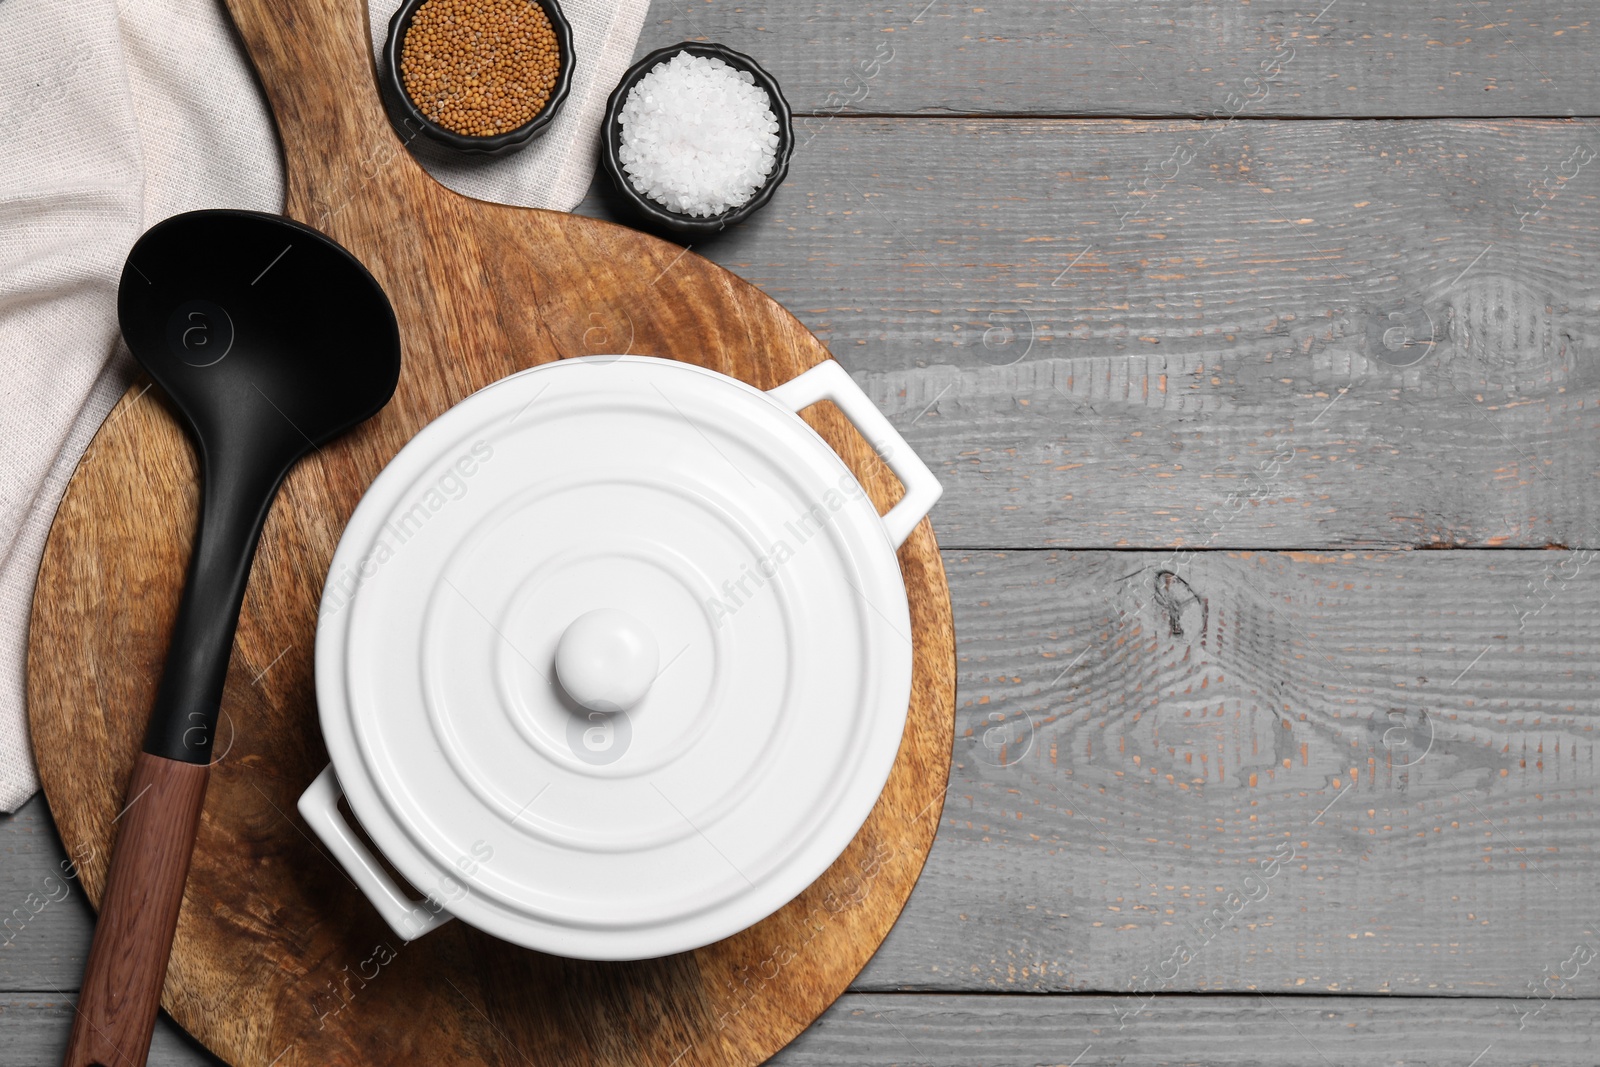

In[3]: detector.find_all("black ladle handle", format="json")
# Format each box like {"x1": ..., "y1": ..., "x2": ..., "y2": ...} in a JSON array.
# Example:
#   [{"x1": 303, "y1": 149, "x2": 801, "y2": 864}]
[{"x1": 144, "y1": 446, "x2": 287, "y2": 763}]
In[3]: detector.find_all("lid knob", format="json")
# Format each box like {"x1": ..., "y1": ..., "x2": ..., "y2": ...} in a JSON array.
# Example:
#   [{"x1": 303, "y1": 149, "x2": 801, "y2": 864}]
[{"x1": 555, "y1": 608, "x2": 660, "y2": 713}]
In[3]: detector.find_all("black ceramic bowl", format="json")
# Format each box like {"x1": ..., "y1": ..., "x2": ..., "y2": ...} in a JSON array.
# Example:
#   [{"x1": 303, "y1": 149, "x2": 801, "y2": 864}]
[
  {"x1": 601, "y1": 43, "x2": 793, "y2": 235},
  {"x1": 379, "y1": 0, "x2": 575, "y2": 157}
]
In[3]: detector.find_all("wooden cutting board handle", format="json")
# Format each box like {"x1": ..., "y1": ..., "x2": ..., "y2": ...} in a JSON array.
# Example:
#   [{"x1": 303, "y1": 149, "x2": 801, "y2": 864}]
[
  {"x1": 61, "y1": 754, "x2": 210, "y2": 1067},
  {"x1": 223, "y1": 0, "x2": 428, "y2": 224}
]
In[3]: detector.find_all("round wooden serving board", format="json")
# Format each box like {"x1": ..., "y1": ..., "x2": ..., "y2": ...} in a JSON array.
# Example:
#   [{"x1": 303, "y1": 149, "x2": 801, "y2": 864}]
[{"x1": 24, "y1": 0, "x2": 956, "y2": 1063}]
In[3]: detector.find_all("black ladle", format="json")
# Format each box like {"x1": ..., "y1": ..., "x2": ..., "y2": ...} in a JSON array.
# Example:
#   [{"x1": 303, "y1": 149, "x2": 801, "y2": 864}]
[{"x1": 64, "y1": 209, "x2": 400, "y2": 1067}]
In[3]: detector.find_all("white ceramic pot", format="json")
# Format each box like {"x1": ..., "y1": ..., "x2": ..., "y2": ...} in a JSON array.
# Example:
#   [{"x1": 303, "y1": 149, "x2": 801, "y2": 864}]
[{"x1": 298, "y1": 356, "x2": 940, "y2": 960}]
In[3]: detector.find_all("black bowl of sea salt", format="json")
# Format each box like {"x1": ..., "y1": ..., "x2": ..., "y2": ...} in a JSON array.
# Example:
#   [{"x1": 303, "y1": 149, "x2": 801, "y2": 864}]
[{"x1": 602, "y1": 43, "x2": 793, "y2": 235}]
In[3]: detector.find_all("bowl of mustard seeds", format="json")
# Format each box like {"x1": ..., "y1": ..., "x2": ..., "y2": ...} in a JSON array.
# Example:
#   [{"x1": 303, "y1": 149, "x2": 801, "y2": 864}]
[{"x1": 380, "y1": 0, "x2": 574, "y2": 156}]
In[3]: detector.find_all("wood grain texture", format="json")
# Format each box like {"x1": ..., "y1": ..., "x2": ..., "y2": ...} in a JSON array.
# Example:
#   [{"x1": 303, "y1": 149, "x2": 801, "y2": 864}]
[
  {"x1": 862, "y1": 549, "x2": 1600, "y2": 996},
  {"x1": 23, "y1": 0, "x2": 955, "y2": 1065},
  {"x1": 768, "y1": 993, "x2": 1600, "y2": 1066},
  {"x1": 63, "y1": 754, "x2": 209, "y2": 1067},
  {"x1": 8, "y1": 991, "x2": 1600, "y2": 1067},
  {"x1": 577, "y1": 118, "x2": 1600, "y2": 549},
  {"x1": 633, "y1": 0, "x2": 1600, "y2": 117}
]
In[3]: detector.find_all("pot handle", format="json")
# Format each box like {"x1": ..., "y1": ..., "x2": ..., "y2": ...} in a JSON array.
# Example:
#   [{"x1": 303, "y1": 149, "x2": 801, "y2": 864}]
[
  {"x1": 298, "y1": 765, "x2": 453, "y2": 941},
  {"x1": 767, "y1": 361, "x2": 942, "y2": 549}
]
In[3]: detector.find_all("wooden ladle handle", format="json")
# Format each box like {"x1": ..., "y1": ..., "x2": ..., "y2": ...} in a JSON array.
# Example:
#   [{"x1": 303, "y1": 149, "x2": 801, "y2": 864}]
[{"x1": 62, "y1": 753, "x2": 210, "y2": 1067}]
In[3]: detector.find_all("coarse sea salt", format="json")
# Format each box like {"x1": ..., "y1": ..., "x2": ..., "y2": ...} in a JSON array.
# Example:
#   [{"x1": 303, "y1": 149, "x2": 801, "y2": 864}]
[{"x1": 617, "y1": 52, "x2": 780, "y2": 218}]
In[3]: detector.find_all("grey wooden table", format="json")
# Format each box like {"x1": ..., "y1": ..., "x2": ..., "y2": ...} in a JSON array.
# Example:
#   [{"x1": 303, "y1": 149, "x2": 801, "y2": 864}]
[{"x1": 7, "y1": 1, "x2": 1600, "y2": 1063}]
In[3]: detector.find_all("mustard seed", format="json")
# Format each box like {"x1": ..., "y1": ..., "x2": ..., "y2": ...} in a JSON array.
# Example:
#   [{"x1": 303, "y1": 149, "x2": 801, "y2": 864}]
[{"x1": 400, "y1": 0, "x2": 562, "y2": 138}]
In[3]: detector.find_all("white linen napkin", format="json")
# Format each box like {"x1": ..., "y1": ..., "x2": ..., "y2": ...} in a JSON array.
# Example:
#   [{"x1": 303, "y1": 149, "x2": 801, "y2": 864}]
[{"x1": 0, "y1": 0, "x2": 647, "y2": 811}]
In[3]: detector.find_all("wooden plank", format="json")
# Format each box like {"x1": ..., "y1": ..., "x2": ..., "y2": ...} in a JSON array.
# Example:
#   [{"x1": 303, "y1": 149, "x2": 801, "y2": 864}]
[
  {"x1": 5, "y1": 991, "x2": 1600, "y2": 1066},
  {"x1": 772, "y1": 993, "x2": 1600, "y2": 1066},
  {"x1": 578, "y1": 118, "x2": 1600, "y2": 548},
  {"x1": 855, "y1": 549, "x2": 1600, "y2": 995},
  {"x1": 0, "y1": 796, "x2": 88, "y2": 995},
  {"x1": 10, "y1": 549, "x2": 1600, "y2": 998},
  {"x1": 634, "y1": 0, "x2": 1600, "y2": 117},
  {"x1": 0, "y1": 995, "x2": 219, "y2": 1066}
]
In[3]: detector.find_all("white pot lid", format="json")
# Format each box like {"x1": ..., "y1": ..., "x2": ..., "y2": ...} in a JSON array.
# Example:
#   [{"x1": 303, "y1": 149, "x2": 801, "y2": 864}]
[{"x1": 312, "y1": 356, "x2": 940, "y2": 959}]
